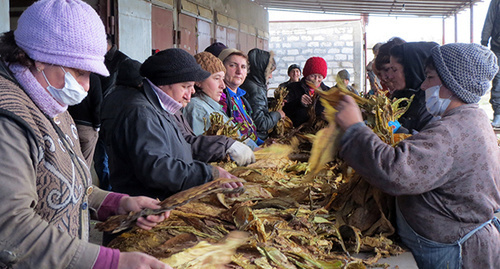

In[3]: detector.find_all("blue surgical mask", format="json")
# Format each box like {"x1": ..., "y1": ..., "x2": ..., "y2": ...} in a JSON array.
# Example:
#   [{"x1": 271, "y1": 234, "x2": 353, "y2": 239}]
[
  {"x1": 425, "y1": 84, "x2": 451, "y2": 117},
  {"x1": 42, "y1": 67, "x2": 87, "y2": 106}
]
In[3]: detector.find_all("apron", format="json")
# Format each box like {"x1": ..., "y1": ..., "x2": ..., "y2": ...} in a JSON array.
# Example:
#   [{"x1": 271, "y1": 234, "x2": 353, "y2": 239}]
[{"x1": 395, "y1": 200, "x2": 500, "y2": 269}]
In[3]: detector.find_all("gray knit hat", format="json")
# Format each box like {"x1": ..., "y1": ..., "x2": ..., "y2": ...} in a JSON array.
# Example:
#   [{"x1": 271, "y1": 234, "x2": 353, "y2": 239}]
[
  {"x1": 140, "y1": 48, "x2": 210, "y2": 86},
  {"x1": 337, "y1": 69, "x2": 350, "y2": 81},
  {"x1": 431, "y1": 43, "x2": 498, "y2": 104}
]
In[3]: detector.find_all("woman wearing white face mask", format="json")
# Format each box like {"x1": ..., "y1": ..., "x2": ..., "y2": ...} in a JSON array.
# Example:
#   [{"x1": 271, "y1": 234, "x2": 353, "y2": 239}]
[
  {"x1": 0, "y1": 0, "x2": 171, "y2": 268},
  {"x1": 40, "y1": 66, "x2": 89, "y2": 106},
  {"x1": 334, "y1": 43, "x2": 500, "y2": 269}
]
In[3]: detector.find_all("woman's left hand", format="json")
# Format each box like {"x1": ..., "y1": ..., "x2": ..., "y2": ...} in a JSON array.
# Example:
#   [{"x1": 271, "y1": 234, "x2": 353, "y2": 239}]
[
  {"x1": 334, "y1": 95, "x2": 363, "y2": 131},
  {"x1": 117, "y1": 196, "x2": 170, "y2": 230}
]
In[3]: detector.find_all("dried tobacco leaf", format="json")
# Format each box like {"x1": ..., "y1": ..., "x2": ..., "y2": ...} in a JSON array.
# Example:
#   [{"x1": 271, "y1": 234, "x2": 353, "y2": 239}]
[
  {"x1": 257, "y1": 246, "x2": 297, "y2": 269},
  {"x1": 107, "y1": 121, "x2": 406, "y2": 268},
  {"x1": 268, "y1": 86, "x2": 295, "y2": 138},
  {"x1": 160, "y1": 231, "x2": 249, "y2": 269},
  {"x1": 286, "y1": 251, "x2": 344, "y2": 269},
  {"x1": 269, "y1": 86, "x2": 288, "y2": 112},
  {"x1": 96, "y1": 178, "x2": 245, "y2": 233},
  {"x1": 305, "y1": 124, "x2": 340, "y2": 179},
  {"x1": 203, "y1": 112, "x2": 244, "y2": 140}
]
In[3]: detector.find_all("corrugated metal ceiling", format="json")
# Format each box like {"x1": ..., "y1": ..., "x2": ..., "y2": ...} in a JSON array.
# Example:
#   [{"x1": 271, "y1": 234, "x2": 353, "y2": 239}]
[{"x1": 253, "y1": 0, "x2": 485, "y2": 17}]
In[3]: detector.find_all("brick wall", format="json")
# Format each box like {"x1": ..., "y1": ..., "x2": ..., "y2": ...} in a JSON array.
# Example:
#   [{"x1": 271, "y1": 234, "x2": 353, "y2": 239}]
[{"x1": 268, "y1": 20, "x2": 364, "y2": 92}]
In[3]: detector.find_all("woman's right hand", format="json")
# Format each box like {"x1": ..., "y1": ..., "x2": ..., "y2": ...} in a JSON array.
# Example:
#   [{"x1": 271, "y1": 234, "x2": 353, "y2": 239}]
[
  {"x1": 334, "y1": 95, "x2": 363, "y2": 131},
  {"x1": 216, "y1": 166, "x2": 244, "y2": 197},
  {"x1": 300, "y1": 94, "x2": 313, "y2": 106},
  {"x1": 118, "y1": 252, "x2": 172, "y2": 269}
]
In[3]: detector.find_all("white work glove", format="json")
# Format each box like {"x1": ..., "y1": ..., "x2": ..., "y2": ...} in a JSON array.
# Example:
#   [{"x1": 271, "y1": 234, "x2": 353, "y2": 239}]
[{"x1": 227, "y1": 141, "x2": 255, "y2": 166}]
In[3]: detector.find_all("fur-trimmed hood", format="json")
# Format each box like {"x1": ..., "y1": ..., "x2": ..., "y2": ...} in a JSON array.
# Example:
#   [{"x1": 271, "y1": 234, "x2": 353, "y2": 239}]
[{"x1": 245, "y1": 48, "x2": 275, "y2": 87}]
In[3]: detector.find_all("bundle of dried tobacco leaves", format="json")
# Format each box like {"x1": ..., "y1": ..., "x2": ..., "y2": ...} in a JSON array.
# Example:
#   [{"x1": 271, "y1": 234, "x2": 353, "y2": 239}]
[{"x1": 105, "y1": 85, "x2": 414, "y2": 268}]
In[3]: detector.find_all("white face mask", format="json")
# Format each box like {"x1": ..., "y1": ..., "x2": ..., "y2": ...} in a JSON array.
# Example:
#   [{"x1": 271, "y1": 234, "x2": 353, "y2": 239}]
[
  {"x1": 42, "y1": 67, "x2": 87, "y2": 106},
  {"x1": 425, "y1": 84, "x2": 451, "y2": 117}
]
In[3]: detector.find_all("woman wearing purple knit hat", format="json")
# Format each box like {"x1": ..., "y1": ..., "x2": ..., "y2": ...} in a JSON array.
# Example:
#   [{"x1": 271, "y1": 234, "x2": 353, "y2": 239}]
[
  {"x1": 0, "y1": 0, "x2": 170, "y2": 268},
  {"x1": 335, "y1": 43, "x2": 500, "y2": 268}
]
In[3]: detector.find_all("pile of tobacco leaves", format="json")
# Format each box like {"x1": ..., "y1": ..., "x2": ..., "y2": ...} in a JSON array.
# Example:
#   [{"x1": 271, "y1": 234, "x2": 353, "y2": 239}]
[{"x1": 106, "y1": 83, "x2": 412, "y2": 269}]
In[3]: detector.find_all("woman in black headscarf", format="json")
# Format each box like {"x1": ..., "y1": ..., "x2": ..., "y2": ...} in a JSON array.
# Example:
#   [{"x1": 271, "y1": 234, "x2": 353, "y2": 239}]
[{"x1": 387, "y1": 41, "x2": 438, "y2": 133}]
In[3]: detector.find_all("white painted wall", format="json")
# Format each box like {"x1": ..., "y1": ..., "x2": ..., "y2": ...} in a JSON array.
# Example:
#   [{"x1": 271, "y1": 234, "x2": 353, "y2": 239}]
[
  {"x1": 0, "y1": 0, "x2": 9, "y2": 33},
  {"x1": 269, "y1": 20, "x2": 364, "y2": 91},
  {"x1": 118, "y1": 0, "x2": 152, "y2": 62}
]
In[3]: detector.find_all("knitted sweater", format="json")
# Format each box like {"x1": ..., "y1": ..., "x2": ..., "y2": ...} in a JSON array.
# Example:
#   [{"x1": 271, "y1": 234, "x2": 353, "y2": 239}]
[
  {"x1": 340, "y1": 104, "x2": 500, "y2": 268},
  {"x1": 0, "y1": 62, "x2": 120, "y2": 269}
]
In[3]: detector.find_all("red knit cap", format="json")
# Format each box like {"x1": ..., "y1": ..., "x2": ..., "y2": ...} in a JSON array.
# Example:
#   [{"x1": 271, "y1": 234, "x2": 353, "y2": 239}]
[{"x1": 302, "y1": 57, "x2": 327, "y2": 78}]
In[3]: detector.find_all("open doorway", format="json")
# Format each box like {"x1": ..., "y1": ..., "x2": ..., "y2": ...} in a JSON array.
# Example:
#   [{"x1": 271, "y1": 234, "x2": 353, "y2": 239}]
[{"x1": 9, "y1": 0, "x2": 34, "y2": 30}]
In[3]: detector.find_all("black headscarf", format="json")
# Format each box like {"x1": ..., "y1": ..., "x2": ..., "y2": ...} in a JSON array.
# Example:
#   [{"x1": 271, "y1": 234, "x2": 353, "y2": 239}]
[{"x1": 391, "y1": 41, "x2": 439, "y2": 90}]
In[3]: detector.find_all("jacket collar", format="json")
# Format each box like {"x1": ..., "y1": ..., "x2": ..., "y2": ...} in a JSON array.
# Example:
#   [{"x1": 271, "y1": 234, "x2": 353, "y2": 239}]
[
  {"x1": 0, "y1": 61, "x2": 18, "y2": 84},
  {"x1": 142, "y1": 80, "x2": 178, "y2": 116},
  {"x1": 226, "y1": 87, "x2": 246, "y2": 98},
  {"x1": 146, "y1": 79, "x2": 182, "y2": 114},
  {"x1": 105, "y1": 45, "x2": 118, "y2": 62},
  {"x1": 198, "y1": 92, "x2": 224, "y2": 112}
]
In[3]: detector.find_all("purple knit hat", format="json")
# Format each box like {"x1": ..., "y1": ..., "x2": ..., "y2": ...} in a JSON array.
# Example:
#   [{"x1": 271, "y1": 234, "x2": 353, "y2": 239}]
[{"x1": 14, "y1": 0, "x2": 109, "y2": 76}]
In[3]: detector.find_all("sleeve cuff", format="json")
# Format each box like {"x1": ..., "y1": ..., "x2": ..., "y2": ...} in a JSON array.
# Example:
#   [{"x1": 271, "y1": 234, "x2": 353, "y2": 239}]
[
  {"x1": 97, "y1": 192, "x2": 128, "y2": 221},
  {"x1": 211, "y1": 165, "x2": 219, "y2": 179},
  {"x1": 340, "y1": 122, "x2": 365, "y2": 145},
  {"x1": 93, "y1": 247, "x2": 120, "y2": 269}
]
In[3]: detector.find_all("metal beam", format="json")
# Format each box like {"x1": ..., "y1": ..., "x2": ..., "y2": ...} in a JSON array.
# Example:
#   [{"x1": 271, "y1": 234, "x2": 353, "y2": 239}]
[{"x1": 257, "y1": 0, "x2": 484, "y2": 18}]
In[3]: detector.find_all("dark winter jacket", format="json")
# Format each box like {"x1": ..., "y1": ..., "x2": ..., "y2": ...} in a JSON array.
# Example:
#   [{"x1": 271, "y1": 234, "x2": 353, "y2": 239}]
[
  {"x1": 173, "y1": 109, "x2": 236, "y2": 163},
  {"x1": 100, "y1": 59, "x2": 142, "y2": 144},
  {"x1": 391, "y1": 88, "x2": 431, "y2": 133},
  {"x1": 390, "y1": 42, "x2": 436, "y2": 133},
  {"x1": 482, "y1": 0, "x2": 500, "y2": 52},
  {"x1": 99, "y1": 45, "x2": 130, "y2": 96},
  {"x1": 240, "y1": 48, "x2": 281, "y2": 140},
  {"x1": 283, "y1": 78, "x2": 329, "y2": 128},
  {"x1": 278, "y1": 80, "x2": 294, "y2": 89},
  {"x1": 105, "y1": 82, "x2": 216, "y2": 200},
  {"x1": 67, "y1": 73, "x2": 102, "y2": 129}
]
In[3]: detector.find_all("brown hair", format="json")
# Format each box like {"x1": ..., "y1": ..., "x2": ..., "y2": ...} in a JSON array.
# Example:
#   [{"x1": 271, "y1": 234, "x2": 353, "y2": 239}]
[{"x1": 0, "y1": 31, "x2": 35, "y2": 68}]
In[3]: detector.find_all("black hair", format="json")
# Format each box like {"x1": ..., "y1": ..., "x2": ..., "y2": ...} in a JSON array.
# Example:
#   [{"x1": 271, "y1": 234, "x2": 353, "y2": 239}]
[
  {"x1": 374, "y1": 37, "x2": 406, "y2": 71},
  {"x1": 425, "y1": 56, "x2": 436, "y2": 71},
  {"x1": 424, "y1": 56, "x2": 447, "y2": 88},
  {"x1": 389, "y1": 43, "x2": 405, "y2": 66},
  {"x1": 106, "y1": 34, "x2": 113, "y2": 45},
  {"x1": 194, "y1": 84, "x2": 203, "y2": 93},
  {"x1": 0, "y1": 31, "x2": 34, "y2": 68}
]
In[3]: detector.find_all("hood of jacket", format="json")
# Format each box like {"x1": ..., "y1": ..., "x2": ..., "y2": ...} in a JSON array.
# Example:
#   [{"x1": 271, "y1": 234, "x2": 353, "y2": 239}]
[
  {"x1": 399, "y1": 41, "x2": 438, "y2": 90},
  {"x1": 245, "y1": 48, "x2": 275, "y2": 87},
  {"x1": 116, "y1": 58, "x2": 143, "y2": 88}
]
